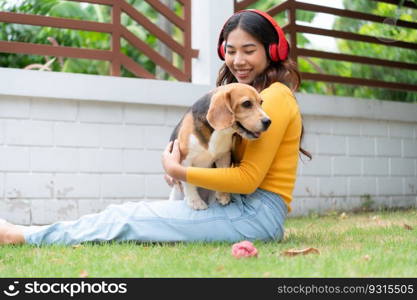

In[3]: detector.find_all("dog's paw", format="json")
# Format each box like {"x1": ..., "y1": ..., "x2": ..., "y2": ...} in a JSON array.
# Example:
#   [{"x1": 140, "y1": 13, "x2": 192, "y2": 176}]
[
  {"x1": 187, "y1": 198, "x2": 208, "y2": 210},
  {"x1": 216, "y1": 192, "x2": 231, "y2": 206}
]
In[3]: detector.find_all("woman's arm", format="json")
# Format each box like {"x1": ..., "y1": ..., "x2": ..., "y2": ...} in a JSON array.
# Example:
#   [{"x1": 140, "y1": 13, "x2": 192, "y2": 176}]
[
  {"x1": 162, "y1": 140, "x2": 186, "y2": 182},
  {"x1": 162, "y1": 83, "x2": 299, "y2": 194}
]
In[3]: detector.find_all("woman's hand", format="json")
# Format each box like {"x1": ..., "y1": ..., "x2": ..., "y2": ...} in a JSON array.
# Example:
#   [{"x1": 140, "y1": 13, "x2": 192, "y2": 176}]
[
  {"x1": 162, "y1": 140, "x2": 186, "y2": 182},
  {"x1": 164, "y1": 174, "x2": 184, "y2": 192}
]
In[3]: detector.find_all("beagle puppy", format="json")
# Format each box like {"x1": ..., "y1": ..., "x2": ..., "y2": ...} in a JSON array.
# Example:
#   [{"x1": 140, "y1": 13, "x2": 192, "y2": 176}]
[{"x1": 169, "y1": 83, "x2": 271, "y2": 210}]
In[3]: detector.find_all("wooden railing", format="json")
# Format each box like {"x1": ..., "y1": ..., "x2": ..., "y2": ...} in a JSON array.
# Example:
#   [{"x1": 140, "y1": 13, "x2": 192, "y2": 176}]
[
  {"x1": 0, "y1": 0, "x2": 199, "y2": 81},
  {"x1": 235, "y1": 0, "x2": 417, "y2": 92}
]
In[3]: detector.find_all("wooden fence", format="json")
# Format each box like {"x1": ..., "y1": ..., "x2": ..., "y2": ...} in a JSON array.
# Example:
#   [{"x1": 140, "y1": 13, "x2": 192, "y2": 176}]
[
  {"x1": 1, "y1": 0, "x2": 416, "y2": 90},
  {"x1": 0, "y1": 0, "x2": 199, "y2": 81},
  {"x1": 235, "y1": 0, "x2": 417, "y2": 92}
]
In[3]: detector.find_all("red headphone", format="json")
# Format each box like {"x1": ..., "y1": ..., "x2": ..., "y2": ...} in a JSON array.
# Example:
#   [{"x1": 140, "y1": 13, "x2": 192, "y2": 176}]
[{"x1": 217, "y1": 9, "x2": 289, "y2": 62}]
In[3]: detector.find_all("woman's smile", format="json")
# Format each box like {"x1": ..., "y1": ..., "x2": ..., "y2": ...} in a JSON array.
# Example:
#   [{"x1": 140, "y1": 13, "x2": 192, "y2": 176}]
[
  {"x1": 235, "y1": 69, "x2": 252, "y2": 80},
  {"x1": 225, "y1": 28, "x2": 268, "y2": 84}
]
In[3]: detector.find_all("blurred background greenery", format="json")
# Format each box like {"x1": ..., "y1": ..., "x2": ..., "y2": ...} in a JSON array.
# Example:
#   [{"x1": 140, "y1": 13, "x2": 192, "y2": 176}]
[
  {"x1": 0, "y1": 0, "x2": 184, "y2": 80},
  {"x1": 0, "y1": 0, "x2": 416, "y2": 102}
]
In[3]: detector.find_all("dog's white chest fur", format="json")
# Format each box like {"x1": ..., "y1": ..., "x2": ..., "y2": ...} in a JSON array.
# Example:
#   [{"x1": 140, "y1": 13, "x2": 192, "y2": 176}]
[{"x1": 183, "y1": 128, "x2": 234, "y2": 168}]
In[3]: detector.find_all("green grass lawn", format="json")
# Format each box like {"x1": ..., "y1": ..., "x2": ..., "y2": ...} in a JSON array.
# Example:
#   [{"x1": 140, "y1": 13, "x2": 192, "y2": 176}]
[{"x1": 1, "y1": 209, "x2": 416, "y2": 277}]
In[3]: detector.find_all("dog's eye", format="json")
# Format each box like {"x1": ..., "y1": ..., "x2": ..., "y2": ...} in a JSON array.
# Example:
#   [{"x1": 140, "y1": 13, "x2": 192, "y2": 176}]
[{"x1": 242, "y1": 100, "x2": 252, "y2": 108}]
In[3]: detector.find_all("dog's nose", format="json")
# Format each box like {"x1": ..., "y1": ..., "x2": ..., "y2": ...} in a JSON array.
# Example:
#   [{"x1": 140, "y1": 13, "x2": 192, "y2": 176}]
[{"x1": 262, "y1": 118, "x2": 271, "y2": 130}]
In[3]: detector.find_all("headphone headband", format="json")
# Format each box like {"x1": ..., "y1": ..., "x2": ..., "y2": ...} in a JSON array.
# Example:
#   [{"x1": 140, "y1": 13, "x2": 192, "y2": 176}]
[{"x1": 217, "y1": 9, "x2": 289, "y2": 62}]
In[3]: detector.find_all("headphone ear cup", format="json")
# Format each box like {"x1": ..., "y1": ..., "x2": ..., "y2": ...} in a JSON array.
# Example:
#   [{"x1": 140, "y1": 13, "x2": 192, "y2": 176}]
[
  {"x1": 218, "y1": 40, "x2": 226, "y2": 60},
  {"x1": 278, "y1": 39, "x2": 289, "y2": 61},
  {"x1": 268, "y1": 43, "x2": 279, "y2": 62}
]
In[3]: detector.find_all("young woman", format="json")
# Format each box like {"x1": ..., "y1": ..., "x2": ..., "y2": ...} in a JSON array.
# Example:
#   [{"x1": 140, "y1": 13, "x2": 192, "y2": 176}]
[{"x1": 0, "y1": 9, "x2": 310, "y2": 246}]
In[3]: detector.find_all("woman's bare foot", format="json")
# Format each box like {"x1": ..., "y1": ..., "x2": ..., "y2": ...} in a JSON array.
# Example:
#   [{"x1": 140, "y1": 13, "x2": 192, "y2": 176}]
[{"x1": 0, "y1": 219, "x2": 25, "y2": 245}]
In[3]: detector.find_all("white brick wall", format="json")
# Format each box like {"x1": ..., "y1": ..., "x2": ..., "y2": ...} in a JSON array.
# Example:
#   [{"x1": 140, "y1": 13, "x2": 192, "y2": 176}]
[
  {"x1": 350, "y1": 177, "x2": 377, "y2": 196},
  {"x1": 293, "y1": 111, "x2": 417, "y2": 216},
  {"x1": 5, "y1": 174, "x2": 54, "y2": 198},
  {"x1": 389, "y1": 122, "x2": 414, "y2": 138},
  {"x1": 347, "y1": 136, "x2": 375, "y2": 156},
  {"x1": 299, "y1": 155, "x2": 331, "y2": 176},
  {"x1": 55, "y1": 123, "x2": 101, "y2": 147},
  {"x1": 403, "y1": 139, "x2": 417, "y2": 158},
  {"x1": 391, "y1": 158, "x2": 415, "y2": 176},
  {"x1": 363, "y1": 158, "x2": 389, "y2": 176},
  {"x1": 0, "y1": 173, "x2": 4, "y2": 199},
  {"x1": 317, "y1": 135, "x2": 346, "y2": 155},
  {"x1": 54, "y1": 174, "x2": 101, "y2": 198},
  {"x1": 0, "y1": 95, "x2": 30, "y2": 118},
  {"x1": 376, "y1": 137, "x2": 402, "y2": 156},
  {"x1": 1, "y1": 68, "x2": 416, "y2": 223},
  {"x1": 31, "y1": 98, "x2": 77, "y2": 121},
  {"x1": 31, "y1": 148, "x2": 79, "y2": 172},
  {"x1": 360, "y1": 120, "x2": 388, "y2": 137},
  {"x1": 5, "y1": 120, "x2": 54, "y2": 146},
  {"x1": 378, "y1": 178, "x2": 404, "y2": 195},
  {"x1": 125, "y1": 104, "x2": 166, "y2": 125},
  {"x1": 79, "y1": 102, "x2": 124, "y2": 124},
  {"x1": 333, "y1": 157, "x2": 362, "y2": 176},
  {"x1": 145, "y1": 175, "x2": 172, "y2": 198},
  {"x1": 0, "y1": 147, "x2": 30, "y2": 171},
  {"x1": 0, "y1": 93, "x2": 184, "y2": 224},
  {"x1": 101, "y1": 175, "x2": 145, "y2": 198},
  {"x1": 333, "y1": 118, "x2": 361, "y2": 136},
  {"x1": 318, "y1": 177, "x2": 348, "y2": 197}
]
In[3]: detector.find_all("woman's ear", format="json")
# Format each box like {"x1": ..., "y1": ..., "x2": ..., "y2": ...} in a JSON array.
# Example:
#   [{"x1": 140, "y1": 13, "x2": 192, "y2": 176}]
[{"x1": 206, "y1": 89, "x2": 235, "y2": 130}]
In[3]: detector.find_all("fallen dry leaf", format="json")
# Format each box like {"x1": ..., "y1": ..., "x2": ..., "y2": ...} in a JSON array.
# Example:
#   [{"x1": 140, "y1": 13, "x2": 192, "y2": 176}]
[
  {"x1": 215, "y1": 265, "x2": 225, "y2": 272},
  {"x1": 363, "y1": 255, "x2": 371, "y2": 261},
  {"x1": 403, "y1": 224, "x2": 413, "y2": 230},
  {"x1": 79, "y1": 270, "x2": 89, "y2": 278},
  {"x1": 50, "y1": 258, "x2": 65, "y2": 264},
  {"x1": 371, "y1": 215, "x2": 382, "y2": 224},
  {"x1": 307, "y1": 223, "x2": 315, "y2": 229},
  {"x1": 282, "y1": 247, "x2": 320, "y2": 257},
  {"x1": 121, "y1": 255, "x2": 135, "y2": 261}
]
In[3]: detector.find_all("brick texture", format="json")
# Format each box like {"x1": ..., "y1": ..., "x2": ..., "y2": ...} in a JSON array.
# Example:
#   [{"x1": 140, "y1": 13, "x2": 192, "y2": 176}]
[{"x1": 0, "y1": 95, "x2": 416, "y2": 223}]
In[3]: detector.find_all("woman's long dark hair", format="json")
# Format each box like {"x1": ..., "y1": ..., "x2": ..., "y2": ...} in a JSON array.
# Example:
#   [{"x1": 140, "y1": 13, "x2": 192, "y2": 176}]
[{"x1": 216, "y1": 11, "x2": 312, "y2": 160}]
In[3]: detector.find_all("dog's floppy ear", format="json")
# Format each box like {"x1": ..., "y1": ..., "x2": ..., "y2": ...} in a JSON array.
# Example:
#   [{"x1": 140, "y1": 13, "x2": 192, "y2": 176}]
[{"x1": 206, "y1": 89, "x2": 234, "y2": 130}]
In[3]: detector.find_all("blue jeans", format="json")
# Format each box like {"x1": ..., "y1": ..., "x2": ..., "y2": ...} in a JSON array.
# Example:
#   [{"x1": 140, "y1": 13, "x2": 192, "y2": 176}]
[{"x1": 23, "y1": 189, "x2": 287, "y2": 246}]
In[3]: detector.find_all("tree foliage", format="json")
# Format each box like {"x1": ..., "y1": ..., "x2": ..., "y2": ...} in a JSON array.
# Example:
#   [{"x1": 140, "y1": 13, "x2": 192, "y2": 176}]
[
  {"x1": 1, "y1": 0, "x2": 110, "y2": 75},
  {"x1": 330, "y1": 0, "x2": 417, "y2": 102},
  {"x1": 247, "y1": 0, "x2": 416, "y2": 102},
  {"x1": 0, "y1": 0, "x2": 415, "y2": 101},
  {"x1": 0, "y1": 0, "x2": 182, "y2": 78}
]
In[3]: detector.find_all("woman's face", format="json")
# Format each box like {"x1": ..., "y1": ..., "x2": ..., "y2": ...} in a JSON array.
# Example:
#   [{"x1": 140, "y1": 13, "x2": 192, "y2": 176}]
[{"x1": 224, "y1": 27, "x2": 269, "y2": 85}]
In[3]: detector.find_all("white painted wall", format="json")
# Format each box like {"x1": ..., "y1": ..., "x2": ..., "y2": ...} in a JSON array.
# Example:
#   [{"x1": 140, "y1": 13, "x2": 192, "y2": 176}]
[
  {"x1": 0, "y1": 68, "x2": 205, "y2": 224},
  {"x1": 191, "y1": 0, "x2": 233, "y2": 86},
  {"x1": 0, "y1": 68, "x2": 416, "y2": 224},
  {"x1": 292, "y1": 93, "x2": 417, "y2": 216}
]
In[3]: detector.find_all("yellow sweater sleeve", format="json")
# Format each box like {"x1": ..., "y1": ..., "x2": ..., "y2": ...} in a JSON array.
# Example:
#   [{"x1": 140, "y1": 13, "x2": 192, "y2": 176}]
[{"x1": 186, "y1": 82, "x2": 299, "y2": 194}]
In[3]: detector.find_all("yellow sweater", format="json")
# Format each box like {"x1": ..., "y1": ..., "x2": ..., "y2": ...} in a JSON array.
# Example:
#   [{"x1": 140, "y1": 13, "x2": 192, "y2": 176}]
[{"x1": 186, "y1": 82, "x2": 301, "y2": 212}]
